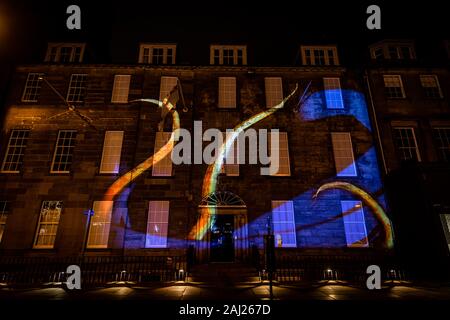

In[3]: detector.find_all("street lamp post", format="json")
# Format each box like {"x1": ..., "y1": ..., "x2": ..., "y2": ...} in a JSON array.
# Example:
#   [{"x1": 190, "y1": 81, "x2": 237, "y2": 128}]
[{"x1": 265, "y1": 215, "x2": 275, "y2": 300}]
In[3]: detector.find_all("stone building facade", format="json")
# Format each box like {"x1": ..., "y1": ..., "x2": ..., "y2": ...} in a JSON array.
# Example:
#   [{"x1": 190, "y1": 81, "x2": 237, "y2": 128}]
[
  {"x1": 0, "y1": 42, "x2": 390, "y2": 264},
  {"x1": 366, "y1": 40, "x2": 450, "y2": 279}
]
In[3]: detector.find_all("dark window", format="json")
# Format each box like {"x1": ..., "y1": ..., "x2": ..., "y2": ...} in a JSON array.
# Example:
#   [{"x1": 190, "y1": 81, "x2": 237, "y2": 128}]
[
  {"x1": 327, "y1": 49, "x2": 335, "y2": 65},
  {"x1": 433, "y1": 128, "x2": 450, "y2": 161},
  {"x1": 60, "y1": 47, "x2": 73, "y2": 63},
  {"x1": 223, "y1": 49, "x2": 234, "y2": 65},
  {"x1": 388, "y1": 46, "x2": 399, "y2": 59},
  {"x1": 400, "y1": 46, "x2": 412, "y2": 60},
  {"x1": 393, "y1": 127, "x2": 420, "y2": 162}
]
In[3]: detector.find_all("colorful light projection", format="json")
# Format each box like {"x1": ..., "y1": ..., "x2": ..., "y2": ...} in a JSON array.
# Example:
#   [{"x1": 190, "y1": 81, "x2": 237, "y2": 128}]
[
  {"x1": 242, "y1": 89, "x2": 393, "y2": 250},
  {"x1": 188, "y1": 85, "x2": 299, "y2": 241},
  {"x1": 313, "y1": 181, "x2": 393, "y2": 249},
  {"x1": 103, "y1": 99, "x2": 180, "y2": 201}
]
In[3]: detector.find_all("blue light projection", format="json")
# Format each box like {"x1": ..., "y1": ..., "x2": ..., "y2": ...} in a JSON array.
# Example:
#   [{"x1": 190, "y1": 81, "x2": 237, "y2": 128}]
[
  {"x1": 300, "y1": 90, "x2": 373, "y2": 132},
  {"x1": 116, "y1": 88, "x2": 392, "y2": 251},
  {"x1": 245, "y1": 88, "x2": 392, "y2": 249}
]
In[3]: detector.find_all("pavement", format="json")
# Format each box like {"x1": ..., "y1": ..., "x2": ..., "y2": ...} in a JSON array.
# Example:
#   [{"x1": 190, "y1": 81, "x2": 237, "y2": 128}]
[{"x1": 1, "y1": 280, "x2": 450, "y2": 300}]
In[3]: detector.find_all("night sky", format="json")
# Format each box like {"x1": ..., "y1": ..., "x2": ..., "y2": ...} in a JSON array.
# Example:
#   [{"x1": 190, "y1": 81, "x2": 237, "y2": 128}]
[{"x1": 0, "y1": 0, "x2": 449, "y2": 105}]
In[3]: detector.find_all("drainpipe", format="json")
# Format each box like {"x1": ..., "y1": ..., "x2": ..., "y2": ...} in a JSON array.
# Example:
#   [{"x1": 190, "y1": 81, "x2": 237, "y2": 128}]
[{"x1": 364, "y1": 70, "x2": 388, "y2": 175}]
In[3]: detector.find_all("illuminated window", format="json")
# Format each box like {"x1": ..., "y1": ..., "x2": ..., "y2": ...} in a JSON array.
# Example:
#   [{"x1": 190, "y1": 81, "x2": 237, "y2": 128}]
[
  {"x1": 138, "y1": 44, "x2": 176, "y2": 64},
  {"x1": 87, "y1": 201, "x2": 113, "y2": 249},
  {"x1": 265, "y1": 77, "x2": 283, "y2": 108},
  {"x1": 331, "y1": 132, "x2": 357, "y2": 177},
  {"x1": 433, "y1": 128, "x2": 450, "y2": 161},
  {"x1": 1, "y1": 129, "x2": 30, "y2": 173},
  {"x1": 22, "y1": 73, "x2": 44, "y2": 102},
  {"x1": 301, "y1": 46, "x2": 339, "y2": 66},
  {"x1": 111, "y1": 75, "x2": 131, "y2": 103},
  {"x1": 45, "y1": 43, "x2": 85, "y2": 63},
  {"x1": 145, "y1": 201, "x2": 169, "y2": 248},
  {"x1": 218, "y1": 77, "x2": 236, "y2": 108},
  {"x1": 159, "y1": 76, "x2": 178, "y2": 101},
  {"x1": 152, "y1": 132, "x2": 173, "y2": 177},
  {"x1": 33, "y1": 201, "x2": 62, "y2": 249},
  {"x1": 341, "y1": 201, "x2": 368, "y2": 248},
  {"x1": 51, "y1": 130, "x2": 77, "y2": 173},
  {"x1": 271, "y1": 201, "x2": 296, "y2": 248},
  {"x1": 269, "y1": 132, "x2": 290, "y2": 176},
  {"x1": 323, "y1": 77, "x2": 344, "y2": 109},
  {"x1": 66, "y1": 74, "x2": 87, "y2": 103},
  {"x1": 0, "y1": 201, "x2": 9, "y2": 244},
  {"x1": 100, "y1": 131, "x2": 124, "y2": 174},
  {"x1": 393, "y1": 127, "x2": 421, "y2": 162},
  {"x1": 210, "y1": 45, "x2": 247, "y2": 65},
  {"x1": 220, "y1": 132, "x2": 239, "y2": 176},
  {"x1": 420, "y1": 75, "x2": 443, "y2": 99},
  {"x1": 383, "y1": 75, "x2": 405, "y2": 98}
]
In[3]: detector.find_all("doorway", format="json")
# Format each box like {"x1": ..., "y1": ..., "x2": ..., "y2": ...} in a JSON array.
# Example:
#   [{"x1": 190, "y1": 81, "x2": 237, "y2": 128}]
[{"x1": 210, "y1": 215, "x2": 235, "y2": 262}]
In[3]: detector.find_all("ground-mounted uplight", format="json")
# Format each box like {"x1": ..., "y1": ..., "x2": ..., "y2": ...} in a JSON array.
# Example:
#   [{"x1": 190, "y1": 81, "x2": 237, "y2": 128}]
[
  {"x1": 177, "y1": 269, "x2": 185, "y2": 281},
  {"x1": 323, "y1": 268, "x2": 338, "y2": 281}
]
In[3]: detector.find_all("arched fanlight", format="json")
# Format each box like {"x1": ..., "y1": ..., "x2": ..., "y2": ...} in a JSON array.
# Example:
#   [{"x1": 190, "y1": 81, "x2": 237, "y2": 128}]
[{"x1": 199, "y1": 191, "x2": 246, "y2": 207}]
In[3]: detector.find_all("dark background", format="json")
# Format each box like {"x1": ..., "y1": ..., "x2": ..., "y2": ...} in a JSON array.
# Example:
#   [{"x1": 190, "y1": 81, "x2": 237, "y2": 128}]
[{"x1": 1, "y1": 0, "x2": 449, "y2": 108}]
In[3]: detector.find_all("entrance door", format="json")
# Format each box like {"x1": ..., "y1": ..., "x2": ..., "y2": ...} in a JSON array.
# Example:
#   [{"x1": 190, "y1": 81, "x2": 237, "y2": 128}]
[{"x1": 210, "y1": 215, "x2": 234, "y2": 262}]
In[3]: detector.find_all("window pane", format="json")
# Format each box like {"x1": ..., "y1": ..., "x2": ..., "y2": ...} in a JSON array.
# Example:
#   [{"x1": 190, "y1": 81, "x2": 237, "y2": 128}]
[
  {"x1": 218, "y1": 77, "x2": 236, "y2": 108},
  {"x1": 341, "y1": 201, "x2": 368, "y2": 247},
  {"x1": 383, "y1": 75, "x2": 405, "y2": 98},
  {"x1": 34, "y1": 201, "x2": 62, "y2": 249},
  {"x1": 221, "y1": 132, "x2": 239, "y2": 176},
  {"x1": 331, "y1": 132, "x2": 357, "y2": 176},
  {"x1": 265, "y1": 77, "x2": 283, "y2": 108},
  {"x1": 0, "y1": 201, "x2": 9, "y2": 243},
  {"x1": 100, "y1": 131, "x2": 124, "y2": 173},
  {"x1": 433, "y1": 128, "x2": 450, "y2": 161},
  {"x1": 146, "y1": 201, "x2": 169, "y2": 248},
  {"x1": 111, "y1": 75, "x2": 131, "y2": 103},
  {"x1": 22, "y1": 73, "x2": 44, "y2": 102},
  {"x1": 420, "y1": 75, "x2": 442, "y2": 99},
  {"x1": 159, "y1": 76, "x2": 178, "y2": 101},
  {"x1": 271, "y1": 200, "x2": 296, "y2": 248},
  {"x1": 51, "y1": 130, "x2": 77, "y2": 173},
  {"x1": 152, "y1": 132, "x2": 173, "y2": 177},
  {"x1": 323, "y1": 77, "x2": 344, "y2": 109},
  {"x1": 1, "y1": 130, "x2": 30, "y2": 173},
  {"x1": 393, "y1": 127, "x2": 420, "y2": 162},
  {"x1": 268, "y1": 132, "x2": 290, "y2": 176},
  {"x1": 87, "y1": 201, "x2": 113, "y2": 248},
  {"x1": 67, "y1": 74, "x2": 87, "y2": 103}
]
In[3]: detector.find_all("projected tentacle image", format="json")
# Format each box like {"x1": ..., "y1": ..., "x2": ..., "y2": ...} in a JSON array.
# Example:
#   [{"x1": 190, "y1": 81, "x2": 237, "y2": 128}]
[
  {"x1": 313, "y1": 181, "x2": 394, "y2": 249},
  {"x1": 103, "y1": 99, "x2": 180, "y2": 201},
  {"x1": 188, "y1": 85, "x2": 299, "y2": 241}
]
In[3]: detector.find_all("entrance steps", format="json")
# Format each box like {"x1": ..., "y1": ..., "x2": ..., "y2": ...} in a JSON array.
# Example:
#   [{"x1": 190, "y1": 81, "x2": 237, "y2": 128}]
[{"x1": 188, "y1": 263, "x2": 261, "y2": 285}]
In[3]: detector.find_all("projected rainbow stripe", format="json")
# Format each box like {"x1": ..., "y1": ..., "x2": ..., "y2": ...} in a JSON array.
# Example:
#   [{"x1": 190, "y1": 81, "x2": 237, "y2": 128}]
[
  {"x1": 188, "y1": 85, "x2": 299, "y2": 241},
  {"x1": 103, "y1": 99, "x2": 180, "y2": 201},
  {"x1": 313, "y1": 181, "x2": 394, "y2": 249}
]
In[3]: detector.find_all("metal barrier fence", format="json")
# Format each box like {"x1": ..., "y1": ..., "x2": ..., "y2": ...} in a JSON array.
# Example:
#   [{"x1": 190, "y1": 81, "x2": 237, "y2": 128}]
[{"x1": 0, "y1": 255, "x2": 187, "y2": 288}]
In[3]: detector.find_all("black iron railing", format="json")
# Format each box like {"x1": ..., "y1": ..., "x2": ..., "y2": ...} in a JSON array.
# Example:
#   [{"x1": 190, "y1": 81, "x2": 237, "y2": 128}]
[
  {"x1": 0, "y1": 255, "x2": 187, "y2": 288},
  {"x1": 256, "y1": 253, "x2": 408, "y2": 283}
]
